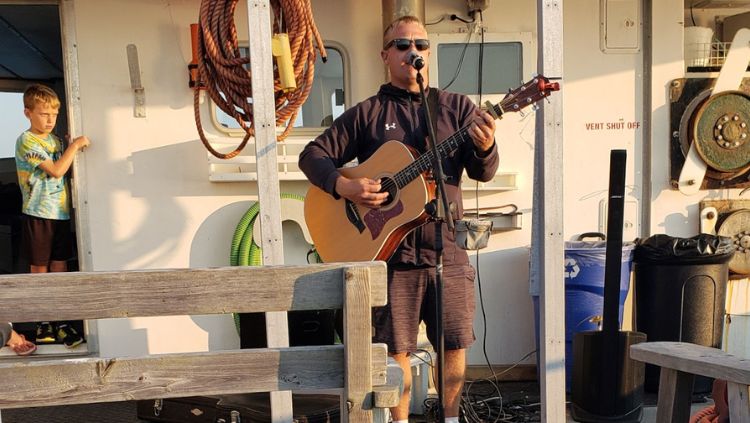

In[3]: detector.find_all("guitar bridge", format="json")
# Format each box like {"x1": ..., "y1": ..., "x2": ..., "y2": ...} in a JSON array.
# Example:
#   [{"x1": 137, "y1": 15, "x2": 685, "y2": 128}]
[{"x1": 345, "y1": 200, "x2": 366, "y2": 234}]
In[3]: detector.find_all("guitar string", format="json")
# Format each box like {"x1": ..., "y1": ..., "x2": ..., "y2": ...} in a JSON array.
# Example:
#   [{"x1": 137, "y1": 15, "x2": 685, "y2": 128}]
[
  {"x1": 379, "y1": 126, "x2": 472, "y2": 194},
  {"x1": 377, "y1": 81, "x2": 546, "y2": 194}
]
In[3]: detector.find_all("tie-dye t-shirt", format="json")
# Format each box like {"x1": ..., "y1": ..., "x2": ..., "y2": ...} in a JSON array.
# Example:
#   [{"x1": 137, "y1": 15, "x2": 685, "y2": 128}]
[{"x1": 15, "y1": 131, "x2": 70, "y2": 220}]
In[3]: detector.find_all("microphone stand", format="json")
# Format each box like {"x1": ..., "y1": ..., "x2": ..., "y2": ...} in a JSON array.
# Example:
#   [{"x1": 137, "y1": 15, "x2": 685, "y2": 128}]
[{"x1": 415, "y1": 68, "x2": 452, "y2": 423}]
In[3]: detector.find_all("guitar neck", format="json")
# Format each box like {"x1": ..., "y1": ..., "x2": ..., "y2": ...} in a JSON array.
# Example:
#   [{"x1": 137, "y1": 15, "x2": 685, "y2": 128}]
[
  {"x1": 393, "y1": 126, "x2": 474, "y2": 189},
  {"x1": 391, "y1": 76, "x2": 557, "y2": 189}
]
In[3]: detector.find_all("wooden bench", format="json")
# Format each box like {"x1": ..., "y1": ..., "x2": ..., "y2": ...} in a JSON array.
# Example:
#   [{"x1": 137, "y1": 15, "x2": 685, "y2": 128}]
[
  {"x1": 0, "y1": 262, "x2": 401, "y2": 423},
  {"x1": 630, "y1": 341, "x2": 750, "y2": 422}
]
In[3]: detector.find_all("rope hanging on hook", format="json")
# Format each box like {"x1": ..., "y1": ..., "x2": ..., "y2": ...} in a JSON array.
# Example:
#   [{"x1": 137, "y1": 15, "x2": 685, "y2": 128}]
[{"x1": 194, "y1": 0, "x2": 326, "y2": 159}]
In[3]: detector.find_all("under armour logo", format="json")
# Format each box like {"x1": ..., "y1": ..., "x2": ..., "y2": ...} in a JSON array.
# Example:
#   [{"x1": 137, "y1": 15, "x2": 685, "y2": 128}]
[{"x1": 385, "y1": 123, "x2": 396, "y2": 130}]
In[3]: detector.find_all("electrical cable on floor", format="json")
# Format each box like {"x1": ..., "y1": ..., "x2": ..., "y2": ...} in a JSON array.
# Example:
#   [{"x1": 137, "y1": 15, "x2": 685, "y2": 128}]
[
  {"x1": 422, "y1": 356, "x2": 542, "y2": 423},
  {"x1": 194, "y1": 0, "x2": 326, "y2": 159}
]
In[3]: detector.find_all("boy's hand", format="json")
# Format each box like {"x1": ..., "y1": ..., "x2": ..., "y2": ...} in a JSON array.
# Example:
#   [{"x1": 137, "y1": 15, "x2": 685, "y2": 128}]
[{"x1": 71, "y1": 136, "x2": 90, "y2": 151}]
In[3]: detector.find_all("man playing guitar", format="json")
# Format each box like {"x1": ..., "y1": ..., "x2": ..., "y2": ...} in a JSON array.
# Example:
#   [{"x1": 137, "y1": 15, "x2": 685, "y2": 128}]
[{"x1": 299, "y1": 15, "x2": 498, "y2": 423}]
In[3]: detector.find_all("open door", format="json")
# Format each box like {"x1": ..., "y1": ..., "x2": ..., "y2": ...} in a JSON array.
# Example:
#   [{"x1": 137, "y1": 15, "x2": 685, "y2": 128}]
[{"x1": 0, "y1": 2, "x2": 87, "y2": 357}]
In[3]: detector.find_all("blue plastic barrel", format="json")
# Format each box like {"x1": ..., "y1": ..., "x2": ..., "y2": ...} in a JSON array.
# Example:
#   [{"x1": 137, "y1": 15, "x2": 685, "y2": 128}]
[{"x1": 533, "y1": 239, "x2": 635, "y2": 391}]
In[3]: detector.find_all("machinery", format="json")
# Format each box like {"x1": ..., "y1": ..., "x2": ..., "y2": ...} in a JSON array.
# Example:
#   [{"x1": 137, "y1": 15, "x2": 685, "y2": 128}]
[{"x1": 671, "y1": 29, "x2": 750, "y2": 193}]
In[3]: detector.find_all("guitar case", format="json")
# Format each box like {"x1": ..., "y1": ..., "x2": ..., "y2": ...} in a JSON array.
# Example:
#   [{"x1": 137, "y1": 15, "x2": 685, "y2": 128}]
[
  {"x1": 137, "y1": 393, "x2": 340, "y2": 423},
  {"x1": 217, "y1": 393, "x2": 340, "y2": 422}
]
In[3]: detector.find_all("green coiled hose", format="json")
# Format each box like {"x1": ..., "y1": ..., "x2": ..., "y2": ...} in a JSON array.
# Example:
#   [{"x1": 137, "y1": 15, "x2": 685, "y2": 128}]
[{"x1": 229, "y1": 193, "x2": 315, "y2": 334}]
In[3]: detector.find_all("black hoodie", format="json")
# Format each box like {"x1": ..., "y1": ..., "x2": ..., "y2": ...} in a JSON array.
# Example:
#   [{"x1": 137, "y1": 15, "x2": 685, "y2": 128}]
[{"x1": 299, "y1": 83, "x2": 499, "y2": 266}]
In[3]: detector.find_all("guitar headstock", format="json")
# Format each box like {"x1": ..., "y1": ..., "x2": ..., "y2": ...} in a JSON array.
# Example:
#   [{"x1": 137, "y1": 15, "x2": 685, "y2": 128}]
[{"x1": 491, "y1": 75, "x2": 560, "y2": 117}]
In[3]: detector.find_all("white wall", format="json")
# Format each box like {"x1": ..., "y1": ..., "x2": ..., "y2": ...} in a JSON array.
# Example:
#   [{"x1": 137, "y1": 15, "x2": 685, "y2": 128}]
[
  {"x1": 451, "y1": 0, "x2": 644, "y2": 367},
  {"x1": 69, "y1": 0, "x2": 385, "y2": 357},
  {"x1": 68, "y1": 0, "x2": 725, "y2": 367},
  {"x1": 425, "y1": 0, "x2": 542, "y2": 367}
]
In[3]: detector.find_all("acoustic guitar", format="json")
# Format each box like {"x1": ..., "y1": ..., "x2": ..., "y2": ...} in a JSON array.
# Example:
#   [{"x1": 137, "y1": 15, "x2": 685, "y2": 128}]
[{"x1": 305, "y1": 75, "x2": 560, "y2": 263}]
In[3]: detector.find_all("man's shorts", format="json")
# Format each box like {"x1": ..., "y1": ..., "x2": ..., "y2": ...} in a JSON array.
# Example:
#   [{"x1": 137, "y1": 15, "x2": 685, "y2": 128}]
[
  {"x1": 372, "y1": 264, "x2": 476, "y2": 353},
  {"x1": 20, "y1": 214, "x2": 73, "y2": 266}
]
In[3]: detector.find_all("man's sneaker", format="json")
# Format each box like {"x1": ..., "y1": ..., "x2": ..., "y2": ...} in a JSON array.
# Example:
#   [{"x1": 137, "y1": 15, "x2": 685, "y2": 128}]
[
  {"x1": 35, "y1": 322, "x2": 56, "y2": 344},
  {"x1": 56, "y1": 324, "x2": 84, "y2": 349}
]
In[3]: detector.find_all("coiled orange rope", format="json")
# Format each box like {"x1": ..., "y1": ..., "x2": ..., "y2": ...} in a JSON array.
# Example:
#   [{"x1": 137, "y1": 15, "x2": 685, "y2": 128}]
[{"x1": 194, "y1": 0, "x2": 326, "y2": 159}]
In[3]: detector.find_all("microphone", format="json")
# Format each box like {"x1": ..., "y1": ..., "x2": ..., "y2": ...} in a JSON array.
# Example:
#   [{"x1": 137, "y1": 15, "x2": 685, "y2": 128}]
[{"x1": 406, "y1": 51, "x2": 425, "y2": 70}]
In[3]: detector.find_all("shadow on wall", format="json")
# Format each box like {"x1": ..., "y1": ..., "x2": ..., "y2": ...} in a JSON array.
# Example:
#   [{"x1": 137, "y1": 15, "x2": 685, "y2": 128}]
[
  {"x1": 188, "y1": 200, "x2": 316, "y2": 351},
  {"x1": 467, "y1": 246, "x2": 536, "y2": 365}
]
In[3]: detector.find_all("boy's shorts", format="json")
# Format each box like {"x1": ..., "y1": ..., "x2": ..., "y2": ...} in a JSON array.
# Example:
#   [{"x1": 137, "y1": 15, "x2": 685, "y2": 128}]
[
  {"x1": 372, "y1": 264, "x2": 476, "y2": 353},
  {"x1": 20, "y1": 214, "x2": 73, "y2": 266}
]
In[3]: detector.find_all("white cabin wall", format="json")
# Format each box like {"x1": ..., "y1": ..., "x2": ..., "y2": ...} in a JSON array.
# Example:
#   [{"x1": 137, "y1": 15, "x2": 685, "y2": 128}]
[
  {"x1": 66, "y1": 0, "x2": 700, "y2": 368},
  {"x1": 440, "y1": 0, "x2": 645, "y2": 368},
  {"x1": 73, "y1": 0, "x2": 251, "y2": 356},
  {"x1": 562, "y1": 1, "x2": 642, "y2": 240},
  {"x1": 70, "y1": 0, "x2": 383, "y2": 357},
  {"x1": 423, "y1": 1, "x2": 542, "y2": 367}
]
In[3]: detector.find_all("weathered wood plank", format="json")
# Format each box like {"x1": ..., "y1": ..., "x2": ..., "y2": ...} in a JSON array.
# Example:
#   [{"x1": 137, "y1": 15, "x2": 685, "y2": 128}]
[
  {"x1": 343, "y1": 266, "x2": 373, "y2": 423},
  {"x1": 373, "y1": 358, "x2": 403, "y2": 408},
  {"x1": 728, "y1": 381, "x2": 750, "y2": 423},
  {"x1": 246, "y1": 0, "x2": 292, "y2": 417},
  {"x1": 0, "y1": 344, "x2": 387, "y2": 410},
  {"x1": 633, "y1": 342, "x2": 750, "y2": 422},
  {"x1": 0, "y1": 262, "x2": 387, "y2": 322},
  {"x1": 630, "y1": 342, "x2": 750, "y2": 384},
  {"x1": 655, "y1": 368, "x2": 694, "y2": 423}
]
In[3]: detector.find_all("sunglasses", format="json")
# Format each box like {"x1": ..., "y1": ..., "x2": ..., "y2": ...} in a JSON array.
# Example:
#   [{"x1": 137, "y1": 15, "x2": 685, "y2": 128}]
[{"x1": 384, "y1": 38, "x2": 430, "y2": 51}]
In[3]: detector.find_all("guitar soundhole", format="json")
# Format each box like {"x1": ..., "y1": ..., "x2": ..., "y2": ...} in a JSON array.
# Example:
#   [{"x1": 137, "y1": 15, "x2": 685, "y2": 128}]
[{"x1": 379, "y1": 176, "x2": 398, "y2": 207}]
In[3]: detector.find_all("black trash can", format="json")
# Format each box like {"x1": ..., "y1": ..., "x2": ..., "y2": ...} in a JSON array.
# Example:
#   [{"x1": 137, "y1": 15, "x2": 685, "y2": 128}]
[{"x1": 633, "y1": 234, "x2": 734, "y2": 394}]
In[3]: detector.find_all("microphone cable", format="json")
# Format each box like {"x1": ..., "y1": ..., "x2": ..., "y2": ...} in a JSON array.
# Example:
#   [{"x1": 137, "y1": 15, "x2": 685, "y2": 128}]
[{"x1": 194, "y1": 0, "x2": 326, "y2": 159}]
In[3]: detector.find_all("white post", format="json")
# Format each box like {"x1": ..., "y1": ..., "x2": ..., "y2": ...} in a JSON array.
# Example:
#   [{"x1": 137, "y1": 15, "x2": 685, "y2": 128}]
[
  {"x1": 534, "y1": 0, "x2": 566, "y2": 421},
  {"x1": 246, "y1": 1, "x2": 292, "y2": 421}
]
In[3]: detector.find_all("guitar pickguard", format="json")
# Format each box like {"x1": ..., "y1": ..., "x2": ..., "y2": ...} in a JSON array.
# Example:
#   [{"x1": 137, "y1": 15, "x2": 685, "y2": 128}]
[{"x1": 363, "y1": 200, "x2": 404, "y2": 240}]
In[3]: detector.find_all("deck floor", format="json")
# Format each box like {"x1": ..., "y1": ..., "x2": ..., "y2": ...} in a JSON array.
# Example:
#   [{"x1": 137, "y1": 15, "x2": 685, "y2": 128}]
[{"x1": 0, "y1": 383, "x2": 714, "y2": 422}]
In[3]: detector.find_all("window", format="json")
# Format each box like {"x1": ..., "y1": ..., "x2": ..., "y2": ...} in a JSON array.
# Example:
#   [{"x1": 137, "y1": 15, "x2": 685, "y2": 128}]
[
  {"x1": 438, "y1": 42, "x2": 523, "y2": 95},
  {"x1": 428, "y1": 31, "x2": 534, "y2": 100},
  {"x1": 429, "y1": 32, "x2": 533, "y2": 193},
  {"x1": 212, "y1": 45, "x2": 347, "y2": 135}
]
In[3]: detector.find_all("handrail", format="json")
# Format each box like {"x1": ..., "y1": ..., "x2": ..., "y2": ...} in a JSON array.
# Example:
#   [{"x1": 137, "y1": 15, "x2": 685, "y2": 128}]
[
  {"x1": 0, "y1": 262, "x2": 387, "y2": 322},
  {"x1": 0, "y1": 262, "x2": 397, "y2": 423}
]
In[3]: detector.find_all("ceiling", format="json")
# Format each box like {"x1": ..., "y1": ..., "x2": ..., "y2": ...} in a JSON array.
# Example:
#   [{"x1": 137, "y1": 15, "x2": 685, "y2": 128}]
[{"x1": 0, "y1": 5, "x2": 63, "y2": 82}]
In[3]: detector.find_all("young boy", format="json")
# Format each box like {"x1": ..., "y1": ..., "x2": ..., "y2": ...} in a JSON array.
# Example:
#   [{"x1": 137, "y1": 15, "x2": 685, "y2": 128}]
[{"x1": 15, "y1": 84, "x2": 90, "y2": 348}]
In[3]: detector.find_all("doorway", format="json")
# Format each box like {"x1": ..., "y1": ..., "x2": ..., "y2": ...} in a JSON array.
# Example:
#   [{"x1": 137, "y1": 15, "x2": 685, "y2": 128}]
[{"x1": 0, "y1": 2, "x2": 86, "y2": 356}]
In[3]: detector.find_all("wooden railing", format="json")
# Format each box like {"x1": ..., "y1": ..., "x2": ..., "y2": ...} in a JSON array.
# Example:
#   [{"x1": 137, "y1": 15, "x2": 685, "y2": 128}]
[{"x1": 0, "y1": 262, "x2": 401, "y2": 423}]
